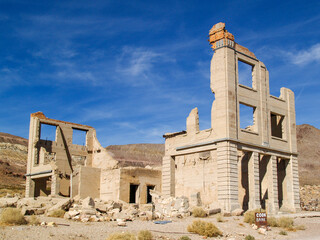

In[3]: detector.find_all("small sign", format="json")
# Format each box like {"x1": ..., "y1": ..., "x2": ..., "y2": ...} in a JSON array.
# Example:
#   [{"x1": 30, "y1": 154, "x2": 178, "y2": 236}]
[{"x1": 255, "y1": 212, "x2": 267, "y2": 228}]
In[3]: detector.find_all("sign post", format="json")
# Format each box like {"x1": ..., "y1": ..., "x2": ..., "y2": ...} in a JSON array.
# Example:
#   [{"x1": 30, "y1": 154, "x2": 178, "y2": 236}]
[{"x1": 255, "y1": 212, "x2": 267, "y2": 228}]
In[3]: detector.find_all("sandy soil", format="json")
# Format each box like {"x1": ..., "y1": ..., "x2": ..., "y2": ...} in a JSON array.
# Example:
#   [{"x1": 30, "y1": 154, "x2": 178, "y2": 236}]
[{"x1": 1, "y1": 214, "x2": 320, "y2": 240}]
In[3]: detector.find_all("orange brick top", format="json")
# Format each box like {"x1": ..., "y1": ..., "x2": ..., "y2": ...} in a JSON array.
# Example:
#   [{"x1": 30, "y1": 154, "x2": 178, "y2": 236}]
[{"x1": 209, "y1": 22, "x2": 235, "y2": 48}]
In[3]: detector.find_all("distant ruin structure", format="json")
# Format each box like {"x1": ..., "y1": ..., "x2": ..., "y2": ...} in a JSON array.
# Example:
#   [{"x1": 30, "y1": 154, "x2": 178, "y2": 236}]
[
  {"x1": 25, "y1": 112, "x2": 161, "y2": 204},
  {"x1": 162, "y1": 23, "x2": 300, "y2": 214}
]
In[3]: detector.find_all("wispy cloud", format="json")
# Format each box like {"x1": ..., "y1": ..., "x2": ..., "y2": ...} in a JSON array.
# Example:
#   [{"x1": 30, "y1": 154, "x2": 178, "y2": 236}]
[{"x1": 290, "y1": 43, "x2": 320, "y2": 65}]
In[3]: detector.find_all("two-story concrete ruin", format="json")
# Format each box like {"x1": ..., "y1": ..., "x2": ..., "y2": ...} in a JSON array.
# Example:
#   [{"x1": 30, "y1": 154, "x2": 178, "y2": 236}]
[
  {"x1": 25, "y1": 112, "x2": 161, "y2": 204},
  {"x1": 162, "y1": 23, "x2": 300, "y2": 214}
]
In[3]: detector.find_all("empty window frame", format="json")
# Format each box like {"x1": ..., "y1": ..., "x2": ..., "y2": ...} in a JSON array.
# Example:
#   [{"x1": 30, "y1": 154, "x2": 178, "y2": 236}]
[
  {"x1": 40, "y1": 123, "x2": 57, "y2": 141},
  {"x1": 129, "y1": 184, "x2": 139, "y2": 203},
  {"x1": 271, "y1": 113, "x2": 285, "y2": 139},
  {"x1": 146, "y1": 185, "x2": 155, "y2": 203},
  {"x1": 238, "y1": 60, "x2": 254, "y2": 88},
  {"x1": 240, "y1": 103, "x2": 257, "y2": 132},
  {"x1": 72, "y1": 128, "x2": 87, "y2": 146}
]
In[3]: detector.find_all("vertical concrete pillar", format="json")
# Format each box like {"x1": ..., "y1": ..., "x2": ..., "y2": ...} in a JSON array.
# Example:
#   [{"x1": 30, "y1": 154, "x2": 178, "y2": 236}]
[
  {"x1": 162, "y1": 156, "x2": 175, "y2": 197},
  {"x1": 267, "y1": 155, "x2": 279, "y2": 213},
  {"x1": 25, "y1": 177, "x2": 35, "y2": 198},
  {"x1": 217, "y1": 141, "x2": 240, "y2": 212},
  {"x1": 248, "y1": 152, "x2": 261, "y2": 210},
  {"x1": 283, "y1": 155, "x2": 300, "y2": 212},
  {"x1": 51, "y1": 173, "x2": 60, "y2": 196}
]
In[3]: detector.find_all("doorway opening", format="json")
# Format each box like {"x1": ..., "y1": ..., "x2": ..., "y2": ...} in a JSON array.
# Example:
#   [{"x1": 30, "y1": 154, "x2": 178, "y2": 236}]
[{"x1": 129, "y1": 184, "x2": 139, "y2": 203}]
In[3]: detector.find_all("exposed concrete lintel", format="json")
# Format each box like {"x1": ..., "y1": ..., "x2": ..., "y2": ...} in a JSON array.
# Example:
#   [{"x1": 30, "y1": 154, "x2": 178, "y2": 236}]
[
  {"x1": 176, "y1": 137, "x2": 298, "y2": 156},
  {"x1": 25, "y1": 170, "x2": 52, "y2": 177}
]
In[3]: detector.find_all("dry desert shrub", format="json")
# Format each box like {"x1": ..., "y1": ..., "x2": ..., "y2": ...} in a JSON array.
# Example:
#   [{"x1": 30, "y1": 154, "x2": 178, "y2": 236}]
[
  {"x1": 48, "y1": 209, "x2": 65, "y2": 218},
  {"x1": 28, "y1": 215, "x2": 40, "y2": 225},
  {"x1": 243, "y1": 209, "x2": 265, "y2": 225},
  {"x1": 0, "y1": 207, "x2": 27, "y2": 225},
  {"x1": 278, "y1": 217, "x2": 294, "y2": 229},
  {"x1": 179, "y1": 236, "x2": 191, "y2": 240},
  {"x1": 137, "y1": 230, "x2": 152, "y2": 240},
  {"x1": 191, "y1": 207, "x2": 207, "y2": 218},
  {"x1": 279, "y1": 230, "x2": 287, "y2": 235},
  {"x1": 244, "y1": 235, "x2": 255, "y2": 240},
  {"x1": 106, "y1": 233, "x2": 136, "y2": 240},
  {"x1": 267, "y1": 216, "x2": 279, "y2": 227},
  {"x1": 187, "y1": 220, "x2": 222, "y2": 237}
]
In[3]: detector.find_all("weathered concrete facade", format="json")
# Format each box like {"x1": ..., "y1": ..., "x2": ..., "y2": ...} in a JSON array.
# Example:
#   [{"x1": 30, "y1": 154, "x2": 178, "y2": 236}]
[
  {"x1": 25, "y1": 112, "x2": 161, "y2": 204},
  {"x1": 162, "y1": 23, "x2": 300, "y2": 214}
]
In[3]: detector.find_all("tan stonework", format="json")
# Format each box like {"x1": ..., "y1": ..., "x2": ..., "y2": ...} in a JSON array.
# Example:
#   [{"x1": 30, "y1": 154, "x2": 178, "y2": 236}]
[
  {"x1": 162, "y1": 23, "x2": 300, "y2": 214},
  {"x1": 25, "y1": 112, "x2": 161, "y2": 204}
]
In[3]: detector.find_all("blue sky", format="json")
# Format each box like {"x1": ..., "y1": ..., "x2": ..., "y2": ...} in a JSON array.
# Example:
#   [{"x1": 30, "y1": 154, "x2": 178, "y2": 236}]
[{"x1": 0, "y1": 0, "x2": 319, "y2": 146}]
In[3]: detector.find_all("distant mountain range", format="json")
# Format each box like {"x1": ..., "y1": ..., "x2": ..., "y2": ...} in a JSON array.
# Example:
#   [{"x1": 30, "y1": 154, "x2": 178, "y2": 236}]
[{"x1": 0, "y1": 124, "x2": 319, "y2": 190}]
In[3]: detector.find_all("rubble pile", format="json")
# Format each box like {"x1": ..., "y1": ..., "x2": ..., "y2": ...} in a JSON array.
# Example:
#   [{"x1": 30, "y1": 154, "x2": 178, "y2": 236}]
[
  {"x1": 0, "y1": 192, "x2": 193, "y2": 224},
  {"x1": 300, "y1": 185, "x2": 320, "y2": 211}
]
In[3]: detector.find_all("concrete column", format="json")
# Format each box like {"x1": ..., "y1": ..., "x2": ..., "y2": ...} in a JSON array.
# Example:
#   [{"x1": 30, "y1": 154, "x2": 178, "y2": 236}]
[
  {"x1": 267, "y1": 155, "x2": 279, "y2": 214},
  {"x1": 217, "y1": 141, "x2": 240, "y2": 212},
  {"x1": 51, "y1": 173, "x2": 60, "y2": 196},
  {"x1": 283, "y1": 155, "x2": 300, "y2": 212},
  {"x1": 162, "y1": 155, "x2": 175, "y2": 197},
  {"x1": 25, "y1": 177, "x2": 35, "y2": 198},
  {"x1": 248, "y1": 152, "x2": 261, "y2": 210}
]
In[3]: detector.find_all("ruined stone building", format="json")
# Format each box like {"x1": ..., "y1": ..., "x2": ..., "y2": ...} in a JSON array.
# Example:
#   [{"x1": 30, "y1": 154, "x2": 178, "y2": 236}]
[
  {"x1": 25, "y1": 112, "x2": 161, "y2": 204},
  {"x1": 162, "y1": 23, "x2": 300, "y2": 214}
]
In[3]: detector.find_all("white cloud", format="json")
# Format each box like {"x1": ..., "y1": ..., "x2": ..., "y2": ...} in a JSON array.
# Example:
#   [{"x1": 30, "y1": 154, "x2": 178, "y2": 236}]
[{"x1": 291, "y1": 43, "x2": 320, "y2": 65}]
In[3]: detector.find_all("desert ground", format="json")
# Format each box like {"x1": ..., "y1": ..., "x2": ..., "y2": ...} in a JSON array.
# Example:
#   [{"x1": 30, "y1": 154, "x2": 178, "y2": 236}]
[{"x1": 1, "y1": 212, "x2": 320, "y2": 240}]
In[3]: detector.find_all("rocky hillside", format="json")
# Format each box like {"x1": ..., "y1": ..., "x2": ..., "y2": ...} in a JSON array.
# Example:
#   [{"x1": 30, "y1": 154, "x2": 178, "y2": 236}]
[
  {"x1": 0, "y1": 124, "x2": 319, "y2": 190},
  {"x1": 0, "y1": 133, "x2": 28, "y2": 190},
  {"x1": 297, "y1": 124, "x2": 320, "y2": 185}
]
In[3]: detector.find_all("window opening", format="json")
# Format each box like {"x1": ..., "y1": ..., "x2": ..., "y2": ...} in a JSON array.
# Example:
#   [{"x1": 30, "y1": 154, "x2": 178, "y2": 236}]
[
  {"x1": 147, "y1": 185, "x2": 155, "y2": 203},
  {"x1": 271, "y1": 113, "x2": 284, "y2": 139},
  {"x1": 130, "y1": 184, "x2": 139, "y2": 203},
  {"x1": 40, "y1": 123, "x2": 56, "y2": 141},
  {"x1": 238, "y1": 60, "x2": 254, "y2": 88},
  {"x1": 240, "y1": 103, "x2": 256, "y2": 131},
  {"x1": 72, "y1": 128, "x2": 87, "y2": 146}
]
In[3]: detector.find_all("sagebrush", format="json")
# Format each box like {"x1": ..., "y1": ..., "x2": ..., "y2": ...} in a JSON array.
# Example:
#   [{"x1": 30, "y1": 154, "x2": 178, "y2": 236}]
[
  {"x1": 187, "y1": 220, "x2": 222, "y2": 237},
  {"x1": 107, "y1": 233, "x2": 136, "y2": 240},
  {"x1": 192, "y1": 207, "x2": 207, "y2": 218},
  {"x1": 48, "y1": 209, "x2": 65, "y2": 218},
  {"x1": 0, "y1": 208, "x2": 27, "y2": 225},
  {"x1": 137, "y1": 230, "x2": 152, "y2": 240}
]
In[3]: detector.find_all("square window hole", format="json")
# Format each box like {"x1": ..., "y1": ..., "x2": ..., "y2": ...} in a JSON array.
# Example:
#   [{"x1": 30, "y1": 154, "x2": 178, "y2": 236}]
[
  {"x1": 238, "y1": 60, "x2": 254, "y2": 88},
  {"x1": 40, "y1": 123, "x2": 56, "y2": 141},
  {"x1": 240, "y1": 103, "x2": 256, "y2": 131},
  {"x1": 72, "y1": 128, "x2": 87, "y2": 146},
  {"x1": 271, "y1": 113, "x2": 284, "y2": 139}
]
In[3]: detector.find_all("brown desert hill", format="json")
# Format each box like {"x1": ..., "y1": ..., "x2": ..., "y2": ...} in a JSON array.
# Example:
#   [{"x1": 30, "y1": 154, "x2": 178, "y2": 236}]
[
  {"x1": 0, "y1": 124, "x2": 319, "y2": 191},
  {"x1": 105, "y1": 144, "x2": 164, "y2": 167},
  {"x1": 296, "y1": 124, "x2": 320, "y2": 185},
  {"x1": 0, "y1": 132, "x2": 28, "y2": 192}
]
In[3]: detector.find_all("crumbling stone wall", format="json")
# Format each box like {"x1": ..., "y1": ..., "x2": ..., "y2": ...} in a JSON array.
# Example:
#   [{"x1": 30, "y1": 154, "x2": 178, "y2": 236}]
[{"x1": 162, "y1": 23, "x2": 300, "y2": 214}]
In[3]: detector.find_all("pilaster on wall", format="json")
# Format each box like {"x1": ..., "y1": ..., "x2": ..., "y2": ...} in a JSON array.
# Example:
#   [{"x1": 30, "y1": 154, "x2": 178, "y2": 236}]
[
  {"x1": 217, "y1": 141, "x2": 240, "y2": 212},
  {"x1": 162, "y1": 156, "x2": 175, "y2": 197},
  {"x1": 286, "y1": 155, "x2": 300, "y2": 212},
  {"x1": 248, "y1": 152, "x2": 261, "y2": 210},
  {"x1": 268, "y1": 155, "x2": 279, "y2": 214}
]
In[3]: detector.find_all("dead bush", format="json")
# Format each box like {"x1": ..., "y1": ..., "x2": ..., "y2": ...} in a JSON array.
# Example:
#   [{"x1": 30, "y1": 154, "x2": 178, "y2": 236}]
[
  {"x1": 279, "y1": 230, "x2": 287, "y2": 235},
  {"x1": 107, "y1": 233, "x2": 136, "y2": 240},
  {"x1": 267, "y1": 217, "x2": 279, "y2": 227},
  {"x1": 278, "y1": 217, "x2": 294, "y2": 229},
  {"x1": 0, "y1": 208, "x2": 27, "y2": 225},
  {"x1": 187, "y1": 220, "x2": 222, "y2": 237},
  {"x1": 244, "y1": 235, "x2": 255, "y2": 240},
  {"x1": 48, "y1": 209, "x2": 65, "y2": 218},
  {"x1": 137, "y1": 230, "x2": 152, "y2": 240},
  {"x1": 192, "y1": 207, "x2": 207, "y2": 218},
  {"x1": 243, "y1": 209, "x2": 265, "y2": 225},
  {"x1": 28, "y1": 215, "x2": 40, "y2": 226},
  {"x1": 179, "y1": 236, "x2": 191, "y2": 240}
]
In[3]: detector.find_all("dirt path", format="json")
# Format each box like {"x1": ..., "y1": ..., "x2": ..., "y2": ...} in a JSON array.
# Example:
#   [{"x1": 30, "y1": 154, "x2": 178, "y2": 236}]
[{"x1": 1, "y1": 214, "x2": 320, "y2": 240}]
